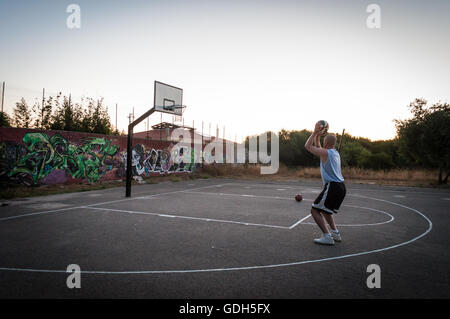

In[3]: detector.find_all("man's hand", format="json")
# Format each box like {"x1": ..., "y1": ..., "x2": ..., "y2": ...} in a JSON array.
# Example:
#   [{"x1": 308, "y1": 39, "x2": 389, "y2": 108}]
[
  {"x1": 314, "y1": 122, "x2": 322, "y2": 134},
  {"x1": 305, "y1": 126, "x2": 328, "y2": 159}
]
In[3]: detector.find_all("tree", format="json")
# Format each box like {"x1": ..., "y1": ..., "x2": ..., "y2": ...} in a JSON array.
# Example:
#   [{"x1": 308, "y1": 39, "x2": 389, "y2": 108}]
[
  {"x1": 13, "y1": 98, "x2": 32, "y2": 128},
  {"x1": 32, "y1": 96, "x2": 53, "y2": 129},
  {"x1": 340, "y1": 141, "x2": 369, "y2": 167},
  {"x1": 279, "y1": 129, "x2": 318, "y2": 167},
  {"x1": 395, "y1": 99, "x2": 450, "y2": 183},
  {"x1": 91, "y1": 98, "x2": 113, "y2": 135},
  {"x1": 360, "y1": 152, "x2": 394, "y2": 170},
  {"x1": 0, "y1": 111, "x2": 11, "y2": 127},
  {"x1": 79, "y1": 97, "x2": 112, "y2": 134},
  {"x1": 51, "y1": 95, "x2": 83, "y2": 132}
]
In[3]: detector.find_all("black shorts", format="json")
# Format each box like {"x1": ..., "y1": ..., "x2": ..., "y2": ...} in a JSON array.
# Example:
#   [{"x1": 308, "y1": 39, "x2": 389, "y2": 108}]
[{"x1": 312, "y1": 182, "x2": 346, "y2": 214}]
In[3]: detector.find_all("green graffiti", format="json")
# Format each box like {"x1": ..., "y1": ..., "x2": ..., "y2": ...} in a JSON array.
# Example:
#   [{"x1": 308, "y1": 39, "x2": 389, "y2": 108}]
[{"x1": 8, "y1": 133, "x2": 119, "y2": 184}]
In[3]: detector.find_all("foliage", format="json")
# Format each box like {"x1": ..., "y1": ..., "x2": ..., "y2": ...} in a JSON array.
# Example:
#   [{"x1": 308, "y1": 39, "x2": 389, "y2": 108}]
[
  {"x1": 395, "y1": 99, "x2": 450, "y2": 183},
  {"x1": 4, "y1": 93, "x2": 113, "y2": 135},
  {"x1": 0, "y1": 111, "x2": 11, "y2": 127},
  {"x1": 32, "y1": 95, "x2": 54, "y2": 129},
  {"x1": 279, "y1": 129, "x2": 318, "y2": 167},
  {"x1": 13, "y1": 98, "x2": 32, "y2": 128}
]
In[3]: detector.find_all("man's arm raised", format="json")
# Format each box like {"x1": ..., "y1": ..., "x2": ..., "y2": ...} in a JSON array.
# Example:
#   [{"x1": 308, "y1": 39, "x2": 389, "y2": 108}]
[{"x1": 305, "y1": 124, "x2": 328, "y2": 159}]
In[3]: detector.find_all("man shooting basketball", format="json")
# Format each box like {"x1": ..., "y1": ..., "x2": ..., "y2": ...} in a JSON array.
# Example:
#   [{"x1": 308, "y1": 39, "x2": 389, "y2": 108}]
[{"x1": 304, "y1": 122, "x2": 346, "y2": 245}]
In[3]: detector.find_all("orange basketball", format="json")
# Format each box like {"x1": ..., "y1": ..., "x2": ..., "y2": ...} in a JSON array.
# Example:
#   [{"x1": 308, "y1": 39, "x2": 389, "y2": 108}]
[{"x1": 295, "y1": 194, "x2": 303, "y2": 202}]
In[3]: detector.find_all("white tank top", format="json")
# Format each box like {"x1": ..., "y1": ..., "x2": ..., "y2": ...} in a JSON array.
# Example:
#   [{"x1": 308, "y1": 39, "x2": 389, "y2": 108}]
[{"x1": 320, "y1": 149, "x2": 345, "y2": 184}]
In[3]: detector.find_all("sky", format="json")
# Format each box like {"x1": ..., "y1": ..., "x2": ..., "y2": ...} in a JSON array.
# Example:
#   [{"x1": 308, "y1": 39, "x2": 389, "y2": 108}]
[{"x1": 0, "y1": 0, "x2": 449, "y2": 141}]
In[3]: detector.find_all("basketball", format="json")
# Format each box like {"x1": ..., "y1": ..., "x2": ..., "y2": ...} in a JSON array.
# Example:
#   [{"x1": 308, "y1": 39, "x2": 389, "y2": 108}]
[
  {"x1": 295, "y1": 194, "x2": 303, "y2": 202},
  {"x1": 317, "y1": 120, "x2": 329, "y2": 135}
]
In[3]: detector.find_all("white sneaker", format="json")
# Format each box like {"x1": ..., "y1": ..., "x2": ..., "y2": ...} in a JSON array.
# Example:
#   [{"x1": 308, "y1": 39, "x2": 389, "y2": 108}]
[
  {"x1": 330, "y1": 230, "x2": 342, "y2": 242},
  {"x1": 314, "y1": 234, "x2": 335, "y2": 245}
]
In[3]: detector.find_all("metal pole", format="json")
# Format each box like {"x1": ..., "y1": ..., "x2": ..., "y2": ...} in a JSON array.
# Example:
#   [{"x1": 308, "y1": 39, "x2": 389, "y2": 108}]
[
  {"x1": 125, "y1": 124, "x2": 133, "y2": 197},
  {"x1": 338, "y1": 129, "x2": 345, "y2": 152},
  {"x1": 1, "y1": 81, "x2": 5, "y2": 114},
  {"x1": 125, "y1": 107, "x2": 156, "y2": 197},
  {"x1": 223, "y1": 126, "x2": 225, "y2": 163},
  {"x1": 192, "y1": 120, "x2": 194, "y2": 168},
  {"x1": 201, "y1": 121, "x2": 204, "y2": 168},
  {"x1": 235, "y1": 133, "x2": 237, "y2": 164},
  {"x1": 41, "y1": 88, "x2": 45, "y2": 128},
  {"x1": 115, "y1": 103, "x2": 118, "y2": 133}
]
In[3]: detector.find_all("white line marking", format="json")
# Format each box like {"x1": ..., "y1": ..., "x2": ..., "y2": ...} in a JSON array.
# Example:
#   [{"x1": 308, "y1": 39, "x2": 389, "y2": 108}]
[
  {"x1": 333, "y1": 205, "x2": 395, "y2": 226},
  {"x1": 183, "y1": 190, "x2": 395, "y2": 226},
  {"x1": 0, "y1": 184, "x2": 432, "y2": 275},
  {"x1": 289, "y1": 215, "x2": 311, "y2": 229},
  {"x1": 184, "y1": 190, "x2": 303, "y2": 201},
  {"x1": 226, "y1": 182, "x2": 450, "y2": 196},
  {"x1": 83, "y1": 206, "x2": 290, "y2": 230},
  {"x1": 0, "y1": 184, "x2": 228, "y2": 222}
]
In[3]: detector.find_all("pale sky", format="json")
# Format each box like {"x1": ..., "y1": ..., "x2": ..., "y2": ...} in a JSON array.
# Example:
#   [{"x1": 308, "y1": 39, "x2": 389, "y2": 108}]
[{"x1": 0, "y1": 0, "x2": 449, "y2": 141}]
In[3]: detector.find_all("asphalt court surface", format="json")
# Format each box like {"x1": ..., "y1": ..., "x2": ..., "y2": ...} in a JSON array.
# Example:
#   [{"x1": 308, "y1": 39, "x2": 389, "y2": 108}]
[{"x1": 0, "y1": 178, "x2": 449, "y2": 298}]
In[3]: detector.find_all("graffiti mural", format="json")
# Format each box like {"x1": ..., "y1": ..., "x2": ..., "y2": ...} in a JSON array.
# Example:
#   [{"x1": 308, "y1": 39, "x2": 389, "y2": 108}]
[
  {"x1": 124, "y1": 143, "x2": 194, "y2": 176},
  {"x1": 6, "y1": 133, "x2": 119, "y2": 184},
  {"x1": 0, "y1": 129, "x2": 194, "y2": 186},
  {"x1": 0, "y1": 141, "x2": 28, "y2": 184}
]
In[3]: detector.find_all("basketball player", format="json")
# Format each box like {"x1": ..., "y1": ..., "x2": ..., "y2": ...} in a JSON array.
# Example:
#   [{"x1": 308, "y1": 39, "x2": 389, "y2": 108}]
[{"x1": 304, "y1": 122, "x2": 346, "y2": 245}]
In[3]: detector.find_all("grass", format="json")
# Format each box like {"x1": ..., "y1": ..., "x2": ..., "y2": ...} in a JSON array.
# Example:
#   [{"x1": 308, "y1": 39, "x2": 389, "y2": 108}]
[
  {"x1": 198, "y1": 164, "x2": 445, "y2": 187},
  {"x1": 0, "y1": 165, "x2": 445, "y2": 200}
]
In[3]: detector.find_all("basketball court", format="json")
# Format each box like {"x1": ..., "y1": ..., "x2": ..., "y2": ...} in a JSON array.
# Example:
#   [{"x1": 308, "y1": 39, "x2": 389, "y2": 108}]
[{"x1": 0, "y1": 178, "x2": 448, "y2": 298}]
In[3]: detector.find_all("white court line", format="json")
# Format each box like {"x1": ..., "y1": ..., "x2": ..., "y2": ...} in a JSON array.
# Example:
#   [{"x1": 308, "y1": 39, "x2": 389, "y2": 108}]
[
  {"x1": 184, "y1": 190, "x2": 299, "y2": 201},
  {"x1": 0, "y1": 191, "x2": 431, "y2": 274},
  {"x1": 225, "y1": 182, "x2": 450, "y2": 196},
  {"x1": 0, "y1": 183, "x2": 229, "y2": 222},
  {"x1": 184, "y1": 190, "x2": 395, "y2": 227},
  {"x1": 82, "y1": 206, "x2": 290, "y2": 230},
  {"x1": 289, "y1": 214, "x2": 311, "y2": 229}
]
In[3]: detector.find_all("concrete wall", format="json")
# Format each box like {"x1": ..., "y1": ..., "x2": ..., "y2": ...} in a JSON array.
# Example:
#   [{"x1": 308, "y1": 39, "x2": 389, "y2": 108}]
[{"x1": 0, "y1": 127, "x2": 193, "y2": 186}]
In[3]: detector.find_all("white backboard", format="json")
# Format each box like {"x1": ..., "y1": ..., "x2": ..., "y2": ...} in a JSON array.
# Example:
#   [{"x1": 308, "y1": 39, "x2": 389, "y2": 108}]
[{"x1": 154, "y1": 81, "x2": 183, "y2": 116}]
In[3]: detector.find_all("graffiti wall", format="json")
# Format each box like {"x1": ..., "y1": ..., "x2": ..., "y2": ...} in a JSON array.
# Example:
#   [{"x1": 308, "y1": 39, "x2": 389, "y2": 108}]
[
  {"x1": 126, "y1": 143, "x2": 194, "y2": 176},
  {"x1": 0, "y1": 127, "x2": 193, "y2": 186}
]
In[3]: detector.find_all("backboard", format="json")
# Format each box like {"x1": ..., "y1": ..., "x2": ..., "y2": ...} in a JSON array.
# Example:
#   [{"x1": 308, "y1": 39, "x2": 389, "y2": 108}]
[{"x1": 154, "y1": 81, "x2": 184, "y2": 116}]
